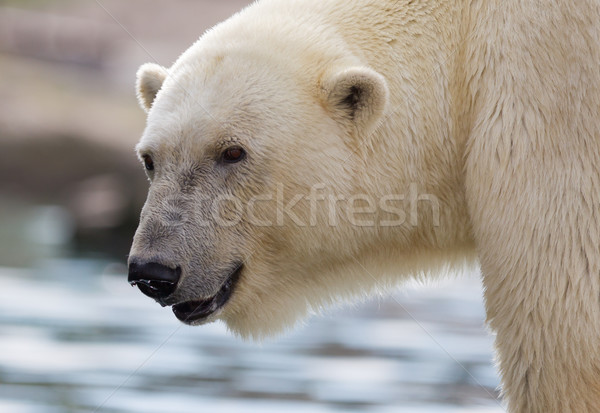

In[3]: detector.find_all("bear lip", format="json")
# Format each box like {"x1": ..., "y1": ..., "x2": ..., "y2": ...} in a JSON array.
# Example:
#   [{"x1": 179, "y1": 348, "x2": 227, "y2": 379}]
[{"x1": 171, "y1": 263, "x2": 243, "y2": 324}]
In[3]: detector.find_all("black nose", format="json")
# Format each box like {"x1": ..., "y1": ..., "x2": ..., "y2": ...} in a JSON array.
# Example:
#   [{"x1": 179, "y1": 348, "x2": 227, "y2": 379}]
[{"x1": 128, "y1": 261, "x2": 181, "y2": 300}]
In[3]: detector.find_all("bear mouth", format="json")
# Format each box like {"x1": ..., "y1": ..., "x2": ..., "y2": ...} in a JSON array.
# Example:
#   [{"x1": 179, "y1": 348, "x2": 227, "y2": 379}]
[{"x1": 171, "y1": 263, "x2": 243, "y2": 324}]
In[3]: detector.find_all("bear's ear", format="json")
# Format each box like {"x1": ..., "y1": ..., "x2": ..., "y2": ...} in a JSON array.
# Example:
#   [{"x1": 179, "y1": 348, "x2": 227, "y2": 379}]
[
  {"x1": 136, "y1": 63, "x2": 168, "y2": 112},
  {"x1": 321, "y1": 66, "x2": 389, "y2": 136}
]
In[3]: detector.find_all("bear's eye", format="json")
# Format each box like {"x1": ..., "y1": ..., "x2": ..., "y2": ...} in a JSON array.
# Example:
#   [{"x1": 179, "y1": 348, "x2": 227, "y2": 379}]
[
  {"x1": 142, "y1": 154, "x2": 154, "y2": 171},
  {"x1": 221, "y1": 146, "x2": 246, "y2": 163}
]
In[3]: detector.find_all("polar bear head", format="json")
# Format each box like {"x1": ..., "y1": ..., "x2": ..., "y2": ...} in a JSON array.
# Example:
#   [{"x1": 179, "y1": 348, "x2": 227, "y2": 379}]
[{"x1": 128, "y1": 20, "x2": 395, "y2": 338}]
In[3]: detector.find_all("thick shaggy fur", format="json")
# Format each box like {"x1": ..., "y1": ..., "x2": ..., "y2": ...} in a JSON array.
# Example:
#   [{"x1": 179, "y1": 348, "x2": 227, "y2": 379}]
[{"x1": 129, "y1": 1, "x2": 600, "y2": 411}]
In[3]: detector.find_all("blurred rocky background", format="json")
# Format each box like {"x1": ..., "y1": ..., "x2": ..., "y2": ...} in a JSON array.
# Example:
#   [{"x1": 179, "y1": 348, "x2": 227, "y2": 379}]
[{"x1": 0, "y1": 0, "x2": 251, "y2": 266}]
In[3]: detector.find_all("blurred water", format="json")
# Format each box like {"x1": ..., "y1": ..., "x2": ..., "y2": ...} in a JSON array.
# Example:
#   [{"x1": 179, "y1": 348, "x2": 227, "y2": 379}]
[{"x1": 0, "y1": 258, "x2": 503, "y2": 413}]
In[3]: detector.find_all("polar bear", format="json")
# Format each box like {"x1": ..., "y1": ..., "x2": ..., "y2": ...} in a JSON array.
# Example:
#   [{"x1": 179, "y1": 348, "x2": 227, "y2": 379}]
[{"x1": 127, "y1": 0, "x2": 600, "y2": 411}]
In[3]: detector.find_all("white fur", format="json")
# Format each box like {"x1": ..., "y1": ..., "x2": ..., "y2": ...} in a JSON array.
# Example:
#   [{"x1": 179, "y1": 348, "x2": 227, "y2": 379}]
[{"x1": 131, "y1": 1, "x2": 600, "y2": 411}]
